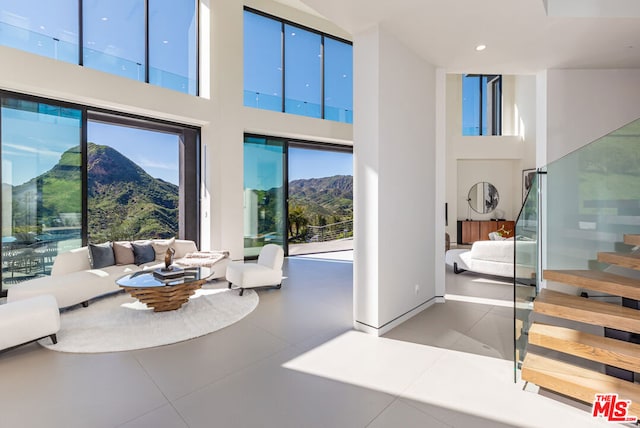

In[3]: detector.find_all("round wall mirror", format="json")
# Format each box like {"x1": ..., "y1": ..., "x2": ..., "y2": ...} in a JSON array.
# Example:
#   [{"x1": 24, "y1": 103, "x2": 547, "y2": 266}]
[{"x1": 468, "y1": 182, "x2": 499, "y2": 214}]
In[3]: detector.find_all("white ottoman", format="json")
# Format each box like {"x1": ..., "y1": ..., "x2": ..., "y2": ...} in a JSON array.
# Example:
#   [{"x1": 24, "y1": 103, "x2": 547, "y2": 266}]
[{"x1": 0, "y1": 294, "x2": 60, "y2": 352}]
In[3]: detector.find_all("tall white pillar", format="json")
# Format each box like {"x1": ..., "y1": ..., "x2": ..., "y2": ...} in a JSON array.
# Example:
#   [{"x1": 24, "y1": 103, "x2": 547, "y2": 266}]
[{"x1": 353, "y1": 25, "x2": 441, "y2": 335}]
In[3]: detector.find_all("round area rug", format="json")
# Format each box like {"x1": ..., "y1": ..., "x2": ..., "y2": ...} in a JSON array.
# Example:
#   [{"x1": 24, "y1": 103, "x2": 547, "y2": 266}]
[{"x1": 39, "y1": 287, "x2": 258, "y2": 353}]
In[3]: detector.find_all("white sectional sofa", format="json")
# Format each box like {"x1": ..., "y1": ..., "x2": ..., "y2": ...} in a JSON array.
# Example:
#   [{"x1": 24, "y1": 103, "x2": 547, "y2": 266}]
[{"x1": 7, "y1": 239, "x2": 229, "y2": 309}]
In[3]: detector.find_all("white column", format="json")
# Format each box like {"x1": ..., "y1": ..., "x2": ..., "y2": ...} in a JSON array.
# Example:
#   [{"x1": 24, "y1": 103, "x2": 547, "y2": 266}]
[{"x1": 353, "y1": 25, "x2": 439, "y2": 336}]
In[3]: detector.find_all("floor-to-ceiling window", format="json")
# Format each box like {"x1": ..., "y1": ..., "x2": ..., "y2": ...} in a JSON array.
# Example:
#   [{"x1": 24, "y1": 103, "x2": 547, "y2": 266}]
[
  {"x1": 0, "y1": 92, "x2": 200, "y2": 295},
  {"x1": 288, "y1": 144, "x2": 353, "y2": 256},
  {"x1": 86, "y1": 119, "x2": 181, "y2": 242},
  {"x1": 0, "y1": 1, "x2": 198, "y2": 95},
  {"x1": 1, "y1": 97, "x2": 83, "y2": 287},
  {"x1": 243, "y1": 136, "x2": 286, "y2": 258},
  {"x1": 243, "y1": 135, "x2": 353, "y2": 258}
]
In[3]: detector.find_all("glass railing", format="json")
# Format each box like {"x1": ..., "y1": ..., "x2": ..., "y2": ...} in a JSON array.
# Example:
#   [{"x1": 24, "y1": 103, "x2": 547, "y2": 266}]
[
  {"x1": 513, "y1": 117, "x2": 640, "y2": 379},
  {"x1": 149, "y1": 67, "x2": 195, "y2": 96},
  {"x1": 545, "y1": 119, "x2": 640, "y2": 272},
  {"x1": 243, "y1": 90, "x2": 353, "y2": 124},
  {"x1": 513, "y1": 171, "x2": 540, "y2": 378},
  {"x1": 0, "y1": 21, "x2": 77, "y2": 64},
  {"x1": 1, "y1": 22, "x2": 195, "y2": 95},
  {"x1": 83, "y1": 47, "x2": 145, "y2": 82}
]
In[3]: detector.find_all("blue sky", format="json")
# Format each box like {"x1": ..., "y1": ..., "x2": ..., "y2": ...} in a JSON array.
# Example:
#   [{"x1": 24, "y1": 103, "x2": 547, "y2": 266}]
[{"x1": 288, "y1": 147, "x2": 352, "y2": 181}]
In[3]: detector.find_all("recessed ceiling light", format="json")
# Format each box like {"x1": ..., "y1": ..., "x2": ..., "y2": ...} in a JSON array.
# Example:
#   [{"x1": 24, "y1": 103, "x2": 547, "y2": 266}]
[
  {"x1": 163, "y1": 40, "x2": 169, "y2": 44},
  {"x1": 476, "y1": 44, "x2": 486, "y2": 51},
  {"x1": 101, "y1": 17, "x2": 108, "y2": 21}
]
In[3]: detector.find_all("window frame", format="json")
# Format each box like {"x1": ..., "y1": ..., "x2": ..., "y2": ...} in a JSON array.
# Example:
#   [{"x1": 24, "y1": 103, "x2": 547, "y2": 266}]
[
  {"x1": 243, "y1": 132, "x2": 353, "y2": 259},
  {"x1": 243, "y1": 7, "x2": 353, "y2": 123},
  {"x1": 0, "y1": 0, "x2": 199, "y2": 95},
  {"x1": 462, "y1": 74, "x2": 502, "y2": 136},
  {"x1": 0, "y1": 89, "x2": 201, "y2": 296}
]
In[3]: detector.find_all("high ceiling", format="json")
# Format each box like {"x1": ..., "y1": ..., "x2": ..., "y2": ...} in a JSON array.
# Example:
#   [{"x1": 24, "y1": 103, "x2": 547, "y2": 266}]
[{"x1": 275, "y1": 0, "x2": 640, "y2": 74}]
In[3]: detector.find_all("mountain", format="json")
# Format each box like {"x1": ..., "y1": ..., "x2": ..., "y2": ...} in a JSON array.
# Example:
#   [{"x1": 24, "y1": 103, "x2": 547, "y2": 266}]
[
  {"x1": 10, "y1": 143, "x2": 179, "y2": 242},
  {"x1": 288, "y1": 175, "x2": 353, "y2": 223},
  {"x1": 87, "y1": 143, "x2": 178, "y2": 241}
]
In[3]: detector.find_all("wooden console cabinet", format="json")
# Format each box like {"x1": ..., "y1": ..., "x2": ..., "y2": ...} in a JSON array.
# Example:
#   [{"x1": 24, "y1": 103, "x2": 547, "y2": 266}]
[{"x1": 457, "y1": 220, "x2": 515, "y2": 244}]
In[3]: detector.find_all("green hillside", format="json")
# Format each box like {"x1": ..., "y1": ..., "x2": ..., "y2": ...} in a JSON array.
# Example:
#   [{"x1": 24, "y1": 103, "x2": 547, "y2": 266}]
[
  {"x1": 287, "y1": 175, "x2": 353, "y2": 241},
  {"x1": 10, "y1": 143, "x2": 179, "y2": 243},
  {"x1": 87, "y1": 143, "x2": 178, "y2": 242}
]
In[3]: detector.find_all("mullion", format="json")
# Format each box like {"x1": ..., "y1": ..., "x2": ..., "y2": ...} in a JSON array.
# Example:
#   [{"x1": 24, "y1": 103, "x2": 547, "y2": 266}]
[
  {"x1": 145, "y1": 0, "x2": 149, "y2": 84},
  {"x1": 321, "y1": 35, "x2": 325, "y2": 120},
  {"x1": 478, "y1": 76, "x2": 483, "y2": 135},
  {"x1": 78, "y1": 0, "x2": 83, "y2": 66},
  {"x1": 281, "y1": 21, "x2": 285, "y2": 113}
]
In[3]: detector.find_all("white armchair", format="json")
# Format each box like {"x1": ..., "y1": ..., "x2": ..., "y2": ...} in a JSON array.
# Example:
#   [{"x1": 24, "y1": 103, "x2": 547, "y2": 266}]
[{"x1": 226, "y1": 244, "x2": 284, "y2": 296}]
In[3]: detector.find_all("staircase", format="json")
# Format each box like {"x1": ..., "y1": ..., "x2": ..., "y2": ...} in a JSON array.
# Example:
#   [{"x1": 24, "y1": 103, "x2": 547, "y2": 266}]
[{"x1": 521, "y1": 234, "x2": 640, "y2": 414}]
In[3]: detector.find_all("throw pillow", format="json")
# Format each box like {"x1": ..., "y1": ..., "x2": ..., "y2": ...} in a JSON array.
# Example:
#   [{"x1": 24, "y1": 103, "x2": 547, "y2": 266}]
[
  {"x1": 131, "y1": 241, "x2": 156, "y2": 265},
  {"x1": 88, "y1": 242, "x2": 115, "y2": 269},
  {"x1": 151, "y1": 237, "x2": 176, "y2": 261},
  {"x1": 113, "y1": 241, "x2": 135, "y2": 265}
]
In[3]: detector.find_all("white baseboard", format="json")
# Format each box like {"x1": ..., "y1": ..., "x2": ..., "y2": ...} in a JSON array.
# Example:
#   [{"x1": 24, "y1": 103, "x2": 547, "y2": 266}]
[{"x1": 354, "y1": 296, "x2": 444, "y2": 337}]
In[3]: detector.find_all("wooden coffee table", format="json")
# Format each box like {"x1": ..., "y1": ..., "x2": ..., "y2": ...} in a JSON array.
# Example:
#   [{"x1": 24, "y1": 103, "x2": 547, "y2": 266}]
[{"x1": 116, "y1": 267, "x2": 214, "y2": 312}]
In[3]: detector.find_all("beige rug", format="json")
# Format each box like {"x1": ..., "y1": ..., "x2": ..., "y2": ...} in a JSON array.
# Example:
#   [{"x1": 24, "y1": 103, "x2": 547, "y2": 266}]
[{"x1": 39, "y1": 286, "x2": 258, "y2": 353}]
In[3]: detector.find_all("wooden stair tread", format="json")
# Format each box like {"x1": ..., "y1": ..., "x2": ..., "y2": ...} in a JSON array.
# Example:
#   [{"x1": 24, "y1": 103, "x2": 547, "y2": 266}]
[
  {"x1": 598, "y1": 252, "x2": 640, "y2": 270},
  {"x1": 625, "y1": 234, "x2": 640, "y2": 246},
  {"x1": 522, "y1": 352, "x2": 640, "y2": 417},
  {"x1": 529, "y1": 323, "x2": 640, "y2": 373},
  {"x1": 543, "y1": 270, "x2": 640, "y2": 300},
  {"x1": 535, "y1": 289, "x2": 640, "y2": 334}
]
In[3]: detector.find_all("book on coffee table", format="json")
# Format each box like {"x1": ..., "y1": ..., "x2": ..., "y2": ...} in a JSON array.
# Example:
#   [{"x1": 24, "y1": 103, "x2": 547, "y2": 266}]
[{"x1": 153, "y1": 267, "x2": 185, "y2": 280}]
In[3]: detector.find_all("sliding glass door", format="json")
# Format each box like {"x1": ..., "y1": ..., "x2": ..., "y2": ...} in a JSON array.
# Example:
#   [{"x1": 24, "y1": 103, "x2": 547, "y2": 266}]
[
  {"x1": 287, "y1": 144, "x2": 353, "y2": 256},
  {"x1": 243, "y1": 136, "x2": 286, "y2": 258},
  {"x1": 243, "y1": 135, "x2": 353, "y2": 258},
  {"x1": 1, "y1": 97, "x2": 83, "y2": 287}
]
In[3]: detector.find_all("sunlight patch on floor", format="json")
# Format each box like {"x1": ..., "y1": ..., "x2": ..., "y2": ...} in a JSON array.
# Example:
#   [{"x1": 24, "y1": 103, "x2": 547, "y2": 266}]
[
  {"x1": 445, "y1": 293, "x2": 513, "y2": 308},
  {"x1": 470, "y1": 277, "x2": 511, "y2": 286},
  {"x1": 282, "y1": 330, "x2": 610, "y2": 428}
]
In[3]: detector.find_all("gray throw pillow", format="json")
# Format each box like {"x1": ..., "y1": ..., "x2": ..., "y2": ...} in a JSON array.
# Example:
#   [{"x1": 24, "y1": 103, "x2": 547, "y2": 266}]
[
  {"x1": 131, "y1": 242, "x2": 156, "y2": 265},
  {"x1": 88, "y1": 242, "x2": 115, "y2": 269}
]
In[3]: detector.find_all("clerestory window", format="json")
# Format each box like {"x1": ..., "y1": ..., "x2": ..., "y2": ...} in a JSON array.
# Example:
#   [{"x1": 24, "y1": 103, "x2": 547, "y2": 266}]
[
  {"x1": 243, "y1": 8, "x2": 353, "y2": 124},
  {"x1": 462, "y1": 74, "x2": 502, "y2": 136}
]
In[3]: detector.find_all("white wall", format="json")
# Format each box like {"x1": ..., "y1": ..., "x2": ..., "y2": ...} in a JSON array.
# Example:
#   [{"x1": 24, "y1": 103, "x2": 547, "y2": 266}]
[
  {"x1": 0, "y1": 0, "x2": 353, "y2": 260},
  {"x1": 545, "y1": 69, "x2": 640, "y2": 163},
  {"x1": 457, "y1": 160, "x2": 519, "y2": 221},
  {"x1": 354, "y1": 25, "x2": 437, "y2": 335},
  {"x1": 514, "y1": 75, "x2": 537, "y2": 171}
]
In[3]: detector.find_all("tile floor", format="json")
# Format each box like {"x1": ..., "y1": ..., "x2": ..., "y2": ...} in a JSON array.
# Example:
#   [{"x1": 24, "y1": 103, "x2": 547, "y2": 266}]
[{"x1": 0, "y1": 256, "x2": 615, "y2": 427}]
